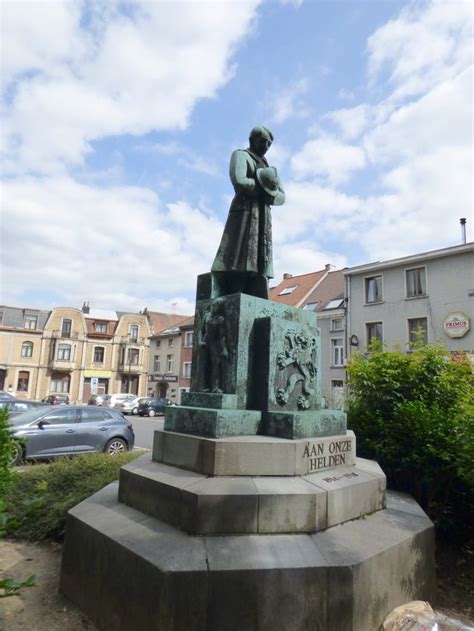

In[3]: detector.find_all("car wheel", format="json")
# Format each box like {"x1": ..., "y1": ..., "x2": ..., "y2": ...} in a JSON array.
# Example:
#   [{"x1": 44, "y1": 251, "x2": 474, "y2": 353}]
[
  {"x1": 11, "y1": 442, "x2": 24, "y2": 466},
  {"x1": 131, "y1": 407, "x2": 138, "y2": 415},
  {"x1": 105, "y1": 438, "x2": 127, "y2": 455},
  {"x1": 148, "y1": 409, "x2": 156, "y2": 417}
]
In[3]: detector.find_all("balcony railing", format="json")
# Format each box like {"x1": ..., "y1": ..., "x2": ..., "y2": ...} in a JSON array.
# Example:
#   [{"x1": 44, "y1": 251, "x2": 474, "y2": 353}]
[
  {"x1": 120, "y1": 336, "x2": 146, "y2": 345},
  {"x1": 51, "y1": 330, "x2": 79, "y2": 340},
  {"x1": 48, "y1": 357, "x2": 75, "y2": 371},
  {"x1": 118, "y1": 361, "x2": 142, "y2": 374}
]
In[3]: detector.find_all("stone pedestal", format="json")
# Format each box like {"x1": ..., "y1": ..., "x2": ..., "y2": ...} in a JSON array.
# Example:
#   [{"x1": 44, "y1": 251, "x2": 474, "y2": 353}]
[
  {"x1": 60, "y1": 285, "x2": 435, "y2": 629},
  {"x1": 60, "y1": 481, "x2": 435, "y2": 631}
]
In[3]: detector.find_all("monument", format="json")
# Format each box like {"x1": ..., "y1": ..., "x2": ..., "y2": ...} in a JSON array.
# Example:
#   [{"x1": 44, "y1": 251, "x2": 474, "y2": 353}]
[{"x1": 60, "y1": 127, "x2": 435, "y2": 630}]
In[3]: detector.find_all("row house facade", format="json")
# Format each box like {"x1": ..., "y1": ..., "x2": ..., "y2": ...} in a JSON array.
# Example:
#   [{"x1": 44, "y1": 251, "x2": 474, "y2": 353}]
[
  {"x1": 178, "y1": 317, "x2": 194, "y2": 402},
  {"x1": 0, "y1": 303, "x2": 151, "y2": 403},
  {"x1": 344, "y1": 243, "x2": 473, "y2": 360},
  {"x1": 145, "y1": 311, "x2": 190, "y2": 402}
]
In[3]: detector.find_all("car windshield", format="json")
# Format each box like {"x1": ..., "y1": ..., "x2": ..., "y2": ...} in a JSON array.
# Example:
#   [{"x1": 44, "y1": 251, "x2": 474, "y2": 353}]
[{"x1": 9, "y1": 407, "x2": 54, "y2": 425}]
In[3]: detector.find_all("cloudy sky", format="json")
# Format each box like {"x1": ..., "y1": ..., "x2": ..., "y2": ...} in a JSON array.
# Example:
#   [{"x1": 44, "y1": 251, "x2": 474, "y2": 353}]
[{"x1": 1, "y1": 0, "x2": 472, "y2": 314}]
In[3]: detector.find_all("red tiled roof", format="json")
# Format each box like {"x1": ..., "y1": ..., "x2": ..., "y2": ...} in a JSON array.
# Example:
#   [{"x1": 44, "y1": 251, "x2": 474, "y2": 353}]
[
  {"x1": 270, "y1": 269, "x2": 328, "y2": 307},
  {"x1": 146, "y1": 311, "x2": 190, "y2": 335},
  {"x1": 178, "y1": 316, "x2": 195, "y2": 330},
  {"x1": 304, "y1": 270, "x2": 346, "y2": 311}
]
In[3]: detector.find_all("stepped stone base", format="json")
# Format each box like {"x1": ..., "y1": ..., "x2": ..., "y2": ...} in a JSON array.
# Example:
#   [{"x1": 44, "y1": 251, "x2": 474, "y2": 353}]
[
  {"x1": 118, "y1": 452, "x2": 385, "y2": 535},
  {"x1": 60, "y1": 484, "x2": 435, "y2": 631},
  {"x1": 153, "y1": 430, "x2": 357, "y2": 476}
]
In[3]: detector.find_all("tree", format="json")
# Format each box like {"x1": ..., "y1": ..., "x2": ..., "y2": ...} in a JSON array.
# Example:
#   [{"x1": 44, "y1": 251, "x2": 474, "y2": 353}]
[{"x1": 346, "y1": 342, "x2": 473, "y2": 540}]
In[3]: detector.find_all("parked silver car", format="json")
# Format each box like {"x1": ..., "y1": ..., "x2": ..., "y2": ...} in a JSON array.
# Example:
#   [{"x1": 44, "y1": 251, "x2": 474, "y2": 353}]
[
  {"x1": 115, "y1": 396, "x2": 148, "y2": 415},
  {"x1": 1, "y1": 399, "x2": 48, "y2": 418},
  {"x1": 9, "y1": 405, "x2": 135, "y2": 465}
]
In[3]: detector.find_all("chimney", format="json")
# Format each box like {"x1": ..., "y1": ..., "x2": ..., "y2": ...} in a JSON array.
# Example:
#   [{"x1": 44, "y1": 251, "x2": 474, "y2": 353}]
[
  {"x1": 325, "y1": 263, "x2": 335, "y2": 271},
  {"x1": 283, "y1": 273, "x2": 293, "y2": 280},
  {"x1": 460, "y1": 218, "x2": 467, "y2": 244},
  {"x1": 82, "y1": 301, "x2": 90, "y2": 314}
]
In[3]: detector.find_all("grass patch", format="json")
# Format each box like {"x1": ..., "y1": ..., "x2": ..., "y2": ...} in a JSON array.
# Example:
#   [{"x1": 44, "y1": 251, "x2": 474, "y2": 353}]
[{"x1": 5, "y1": 451, "x2": 141, "y2": 541}]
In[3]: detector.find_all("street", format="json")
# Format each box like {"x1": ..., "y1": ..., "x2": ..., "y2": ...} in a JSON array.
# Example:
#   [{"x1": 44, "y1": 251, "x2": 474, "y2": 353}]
[{"x1": 129, "y1": 414, "x2": 164, "y2": 450}]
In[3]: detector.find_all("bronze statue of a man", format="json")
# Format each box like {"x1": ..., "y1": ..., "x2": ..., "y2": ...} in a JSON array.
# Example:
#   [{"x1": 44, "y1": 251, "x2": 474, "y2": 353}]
[{"x1": 211, "y1": 126, "x2": 285, "y2": 299}]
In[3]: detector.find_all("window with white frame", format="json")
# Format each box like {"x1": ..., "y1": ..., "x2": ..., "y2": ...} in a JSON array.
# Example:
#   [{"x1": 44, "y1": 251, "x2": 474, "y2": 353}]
[
  {"x1": 129, "y1": 325, "x2": 139, "y2": 343},
  {"x1": 183, "y1": 362, "x2": 192, "y2": 379},
  {"x1": 17, "y1": 371, "x2": 30, "y2": 392},
  {"x1": 57, "y1": 344, "x2": 71, "y2": 360},
  {"x1": 93, "y1": 346, "x2": 104, "y2": 363},
  {"x1": 331, "y1": 318, "x2": 344, "y2": 331},
  {"x1": 95, "y1": 322, "x2": 107, "y2": 333},
  {"x1": 51, "y1": 373, "x2": 70, "y2": 393},
  {"x1": 406, "y1": 267, "x2": 426, "y2": 298},
  {"x1": 128, "y1": 348, "x2": 139, "y2": 365},
  {"x1": 408, "y1": 317, "x2": 428, "y2": 346},
  {"x1": 21, "y1": 341, "x2": 33, "y2": 357},
  {"x1": 184, "y1": 331, "x2": 193, "y2": 347},
  {"x1": 366, "y1": 322, "x2": 383, "y2": 346},
  {"x1": 166, "y1": 354, "x2": 173, "y2": 372},
  {"x1": 303, "y1": 302, "x2": 319, "y2": 311},
  {"x1": 365, "y1": 276, "x2": 383, "y2": 303},
  {"x1": 156, "y1": 340, "x2": 161, "y2": 348},
  {"x1": 168, "y1": 338, "x2": 173, "y2": 347},
  {"x1": 24, "y1": 315, "x2": 38, "y2": 329},
  {"x1": 331, "y1": 338, "x2": 344, "y2": 367},
  {"x1": 153, "y1": 355, "x2": 160, "y2": 373}
]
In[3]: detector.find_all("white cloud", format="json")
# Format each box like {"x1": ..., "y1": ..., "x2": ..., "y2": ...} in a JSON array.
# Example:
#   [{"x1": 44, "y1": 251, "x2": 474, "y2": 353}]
[
  {"x1": 273, "y1": 181, "x2": 363, "y2": 243},
  {"x1": 290, "y1": 135, "x2": 367, "y2": 184},
  {"x1": 274, "y1": 241, "x2": 347, "y2": 280},
  {"x1": 147, "y1": 142, "x2": 218, "y2": 176},
  {"x1": 325, "y1": 104, "x2": 371, "y2": 140},
  {"x1": 364, "y1": 68, "x2": 472, "y2": 164},
  {"x1": 337, "y1": 88, "x2": 355, "y2": 102},
  {"x1": 270, "y1": 78, "x2": 310, "y2": 124},
  {"x1": 367, "y1": 0, "x2": 472, "y2": 100},
  {"x1": 1, "y1": 177, "x2": 223, "y2": 310},
  {"x1": 278, "y1": 0, "x2": 304, "y2": 7},
  {"x1": 285, "y1": 0, "x2": 473, "y2": 266},
  {"x1": 1, "y1": 0, "x2": 261, "y2": 175}
]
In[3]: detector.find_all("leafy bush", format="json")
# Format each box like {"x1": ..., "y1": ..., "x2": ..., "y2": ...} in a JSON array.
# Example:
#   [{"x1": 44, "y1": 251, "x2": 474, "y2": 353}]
[
  {"x1": 5, "y1": 451, "x2": 141, "y2": 541},
  {"x1": 347, "y1": 342, "x2": 474, "y2": 541},
  {"x1": 0, "y1": 407, "x2": 16, "y2": 535}
]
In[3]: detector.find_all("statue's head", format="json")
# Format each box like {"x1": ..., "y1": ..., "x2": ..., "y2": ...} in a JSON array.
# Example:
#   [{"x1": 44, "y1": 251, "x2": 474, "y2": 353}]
[{"x1": 249, "y1": 126, "x2": 273, "y2": 157}]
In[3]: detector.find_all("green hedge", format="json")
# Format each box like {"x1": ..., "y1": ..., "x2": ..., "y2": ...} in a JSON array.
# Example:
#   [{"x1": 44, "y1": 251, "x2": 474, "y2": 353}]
[
  {"x1": 346, "y1": 342, "x2": 474, "y2": 542},
  {"x1": 5, "y1": 451, "x2": 141, "y2": 541}
]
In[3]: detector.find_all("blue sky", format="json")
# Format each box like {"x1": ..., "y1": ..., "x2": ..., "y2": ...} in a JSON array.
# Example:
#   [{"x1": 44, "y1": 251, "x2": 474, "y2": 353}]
[{"x1": 1, "y1": 0, "x2": 472, "y2": 314}]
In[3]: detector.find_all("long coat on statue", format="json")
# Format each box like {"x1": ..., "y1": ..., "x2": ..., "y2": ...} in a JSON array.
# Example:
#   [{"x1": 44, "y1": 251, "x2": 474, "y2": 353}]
[{"x1": 211, "y1": 149, "x2": 285, "y2": 280}]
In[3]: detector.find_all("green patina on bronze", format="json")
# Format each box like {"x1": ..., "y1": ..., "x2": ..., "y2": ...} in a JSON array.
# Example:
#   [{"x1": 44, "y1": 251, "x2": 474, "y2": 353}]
[
  {"x1": 163, "y1": 127, "x2": 347, "y2": 439},
  {"x1": 211, "y1": 126, "x2": 285, "y2": 300}
]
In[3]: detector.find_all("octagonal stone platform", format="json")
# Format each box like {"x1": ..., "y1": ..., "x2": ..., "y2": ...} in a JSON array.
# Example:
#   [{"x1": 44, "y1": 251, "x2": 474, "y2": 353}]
[{"x1": 60, "y1": 484, "x2": 435, "y2": 631}]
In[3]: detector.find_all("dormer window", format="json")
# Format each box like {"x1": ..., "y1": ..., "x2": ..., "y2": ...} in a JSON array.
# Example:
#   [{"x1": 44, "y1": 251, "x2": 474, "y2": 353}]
[
  {"x1": 24, "y1": 315, "x2": 38, "y2": 329},
  {"x1": 279, "y1": 285, "x2": 297, "y2": 296},
  {"x1": 95, "y1": 322, "x2": 107, "y2": 333}
]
